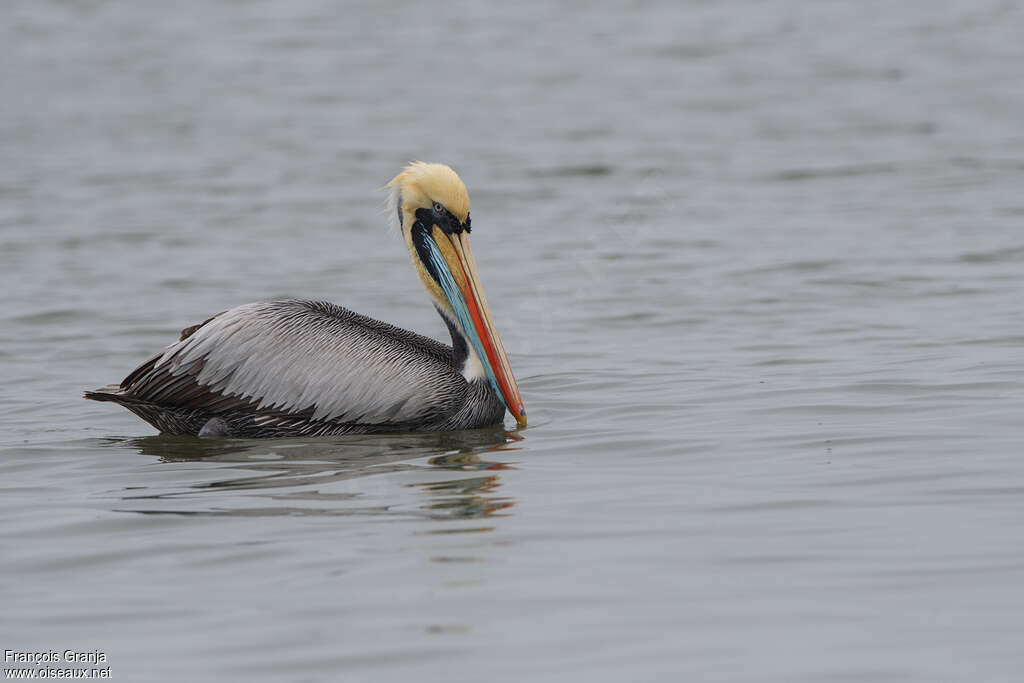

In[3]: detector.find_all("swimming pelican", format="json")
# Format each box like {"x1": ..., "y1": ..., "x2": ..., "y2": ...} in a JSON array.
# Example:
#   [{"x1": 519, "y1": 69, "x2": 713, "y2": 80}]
[{"x1": 84, "y1": 162, "x2": 526, "y2": 437}]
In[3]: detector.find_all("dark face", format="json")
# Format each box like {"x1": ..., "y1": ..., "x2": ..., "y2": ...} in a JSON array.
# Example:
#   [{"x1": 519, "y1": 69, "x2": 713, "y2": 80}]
[{"x1": 415, "y1": 202, "x2": 471, "y2": 235}]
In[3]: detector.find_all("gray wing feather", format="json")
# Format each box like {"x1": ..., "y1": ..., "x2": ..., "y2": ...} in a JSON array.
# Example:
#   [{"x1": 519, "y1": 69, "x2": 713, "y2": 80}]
[{"x1": 135, "y1": 299, "x2": 464, "y2": 425}]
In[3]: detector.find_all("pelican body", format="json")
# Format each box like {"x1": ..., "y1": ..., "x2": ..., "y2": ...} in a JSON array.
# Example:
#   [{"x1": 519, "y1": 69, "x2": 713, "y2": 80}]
[{"x1": 85, "y1": 163, "x2": 526, "y2": 437}]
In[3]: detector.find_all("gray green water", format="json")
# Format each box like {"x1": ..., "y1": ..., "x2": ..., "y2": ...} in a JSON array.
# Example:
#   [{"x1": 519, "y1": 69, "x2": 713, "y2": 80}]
[{"x1": 3, "y1": 1, "x2": 1024, "y2": 680}]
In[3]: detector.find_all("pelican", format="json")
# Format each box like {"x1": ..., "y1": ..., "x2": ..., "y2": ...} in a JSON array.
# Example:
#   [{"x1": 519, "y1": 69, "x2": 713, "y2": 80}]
[{"x1": 84, "y1": 162, "x2": 527, "y2": 437}]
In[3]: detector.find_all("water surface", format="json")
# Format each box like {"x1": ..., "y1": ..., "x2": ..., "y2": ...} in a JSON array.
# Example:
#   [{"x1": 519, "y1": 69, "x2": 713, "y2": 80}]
[{"x1": 3, "y1": 1, "x2": 1024, "y2": 680}]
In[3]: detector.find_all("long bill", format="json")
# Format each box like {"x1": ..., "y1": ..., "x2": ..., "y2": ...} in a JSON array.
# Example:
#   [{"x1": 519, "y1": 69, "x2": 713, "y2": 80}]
[{"x1": 433, "y1": 228, "x2": 527, "y2": 427}]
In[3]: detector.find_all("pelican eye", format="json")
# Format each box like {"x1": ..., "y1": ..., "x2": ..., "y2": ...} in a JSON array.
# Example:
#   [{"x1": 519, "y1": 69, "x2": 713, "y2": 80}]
[{"x1": 432, "y1": 202, "x2": 446, "y2": 215}]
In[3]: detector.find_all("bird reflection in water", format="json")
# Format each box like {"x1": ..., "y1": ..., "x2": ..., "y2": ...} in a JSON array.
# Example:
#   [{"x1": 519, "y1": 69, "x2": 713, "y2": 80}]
[
  {"x1": 114, "y1": 426, "x2": 521, "y2": 522},
  {"x1": 412, "y1": 473, "x2": 513, "y2": 521}
]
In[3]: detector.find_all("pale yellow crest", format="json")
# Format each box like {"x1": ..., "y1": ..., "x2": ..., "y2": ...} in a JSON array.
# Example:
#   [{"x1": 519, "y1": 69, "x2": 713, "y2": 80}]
[{"x1": 386, "y1": 162, "x2": 470, "y2": 224}]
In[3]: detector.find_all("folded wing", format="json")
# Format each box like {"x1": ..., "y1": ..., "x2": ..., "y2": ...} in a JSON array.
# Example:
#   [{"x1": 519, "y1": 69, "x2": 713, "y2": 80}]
[{"x1": 120, "y1": 299, "x2": 465, "y2": 428}]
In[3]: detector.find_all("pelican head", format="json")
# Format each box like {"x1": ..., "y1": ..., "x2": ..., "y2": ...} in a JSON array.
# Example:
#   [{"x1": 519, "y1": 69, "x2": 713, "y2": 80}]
[{"x1": 386, "y1": 162, "x2": 526, "y2": 427}]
